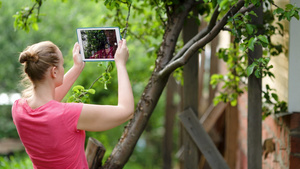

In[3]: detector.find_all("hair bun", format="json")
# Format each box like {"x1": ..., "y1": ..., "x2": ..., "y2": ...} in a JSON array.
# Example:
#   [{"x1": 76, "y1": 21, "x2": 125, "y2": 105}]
[{"x1": 19, "y1": 51, "x2": 39, "y2": 63}]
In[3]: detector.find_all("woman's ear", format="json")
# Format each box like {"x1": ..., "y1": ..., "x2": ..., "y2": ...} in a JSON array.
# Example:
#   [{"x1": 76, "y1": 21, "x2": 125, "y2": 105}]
[{"x1": 50, "y1": 66, "x2": 57, "y2": 78}]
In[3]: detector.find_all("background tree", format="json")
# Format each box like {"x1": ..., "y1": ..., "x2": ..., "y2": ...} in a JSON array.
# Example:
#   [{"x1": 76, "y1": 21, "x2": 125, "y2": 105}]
[{"x1": 10, "y1": 0, "x2": 300, "y2": 168}]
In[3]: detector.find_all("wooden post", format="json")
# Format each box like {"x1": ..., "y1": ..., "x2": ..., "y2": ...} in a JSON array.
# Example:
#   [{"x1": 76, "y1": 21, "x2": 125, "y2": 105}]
[
  {"x1": 179, "y1": 108, "x2": 230, "y2": 169},
  {"x1": 163, "y1": 76, "x2": 178, "y2": 169},
  {"x1": 85, "y1": 137, "x2": 106, "y2": 169},
  {"x1": 248, "y1": 5, "x2": 263, "y2": 169},
  {"x1": 181, "y1": 7, "x2": 199, "y2": 169},
  {"x1": 209, "y1": 36, "x2": 219, "y2": 104}
]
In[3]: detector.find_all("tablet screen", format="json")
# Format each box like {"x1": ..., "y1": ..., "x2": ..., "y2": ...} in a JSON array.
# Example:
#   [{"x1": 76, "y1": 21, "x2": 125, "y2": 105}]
[{"x1": 77, "y1": 27, "x2": 121, "y2": 61}]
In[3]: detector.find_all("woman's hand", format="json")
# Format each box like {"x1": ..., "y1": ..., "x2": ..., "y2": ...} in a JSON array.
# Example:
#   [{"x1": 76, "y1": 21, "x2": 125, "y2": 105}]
[
  {"x1": 114, "y1": 39, "x2": 129, "y2": 66},
  {"x1": 73, "y1": 42, "x2": 85, "y2": 69}
]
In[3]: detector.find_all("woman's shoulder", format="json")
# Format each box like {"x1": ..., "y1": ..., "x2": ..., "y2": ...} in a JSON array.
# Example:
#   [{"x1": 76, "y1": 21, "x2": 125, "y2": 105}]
[
  {"x1": 12, "y1": 98, "x2": 27, "y2": 110},
  {"x1": 60, "y1": 101, "x2": 84, "y2": 113}
]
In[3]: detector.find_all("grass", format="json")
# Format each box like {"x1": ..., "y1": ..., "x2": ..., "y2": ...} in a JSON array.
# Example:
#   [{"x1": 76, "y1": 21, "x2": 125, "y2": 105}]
[{"x1": 0, "y1": 152, "x2": 32, "y2": 169}]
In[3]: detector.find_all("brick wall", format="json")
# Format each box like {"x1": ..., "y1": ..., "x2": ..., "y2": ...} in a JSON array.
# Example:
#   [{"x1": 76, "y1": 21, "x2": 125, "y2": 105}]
[
  {"x1": 236, "y1": 91, "x2": 300, "y2": 169},
  {"x1": 262, "y1": 115, "x2": 290, "y2": 169}
]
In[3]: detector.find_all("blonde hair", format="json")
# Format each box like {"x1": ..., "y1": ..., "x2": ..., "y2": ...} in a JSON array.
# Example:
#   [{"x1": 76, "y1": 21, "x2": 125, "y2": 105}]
[{"x1": 19, "y1": 41, "x2": 60, "y2": 97}]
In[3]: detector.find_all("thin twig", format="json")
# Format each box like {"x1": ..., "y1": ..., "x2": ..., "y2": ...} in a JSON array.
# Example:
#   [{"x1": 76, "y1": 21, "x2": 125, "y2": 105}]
[
  {"x1": 23, "y1": 3, "x2": 37, "y2": 28},
  {"x1": 123, "y1": 3, "x2": 131, "y2": 39},
  {"x1": 78, "y1": 62, "x2": 113, "y2": 98},
  {"x1": 78, "y1": 74, "x2": 103, "y2": 98}
]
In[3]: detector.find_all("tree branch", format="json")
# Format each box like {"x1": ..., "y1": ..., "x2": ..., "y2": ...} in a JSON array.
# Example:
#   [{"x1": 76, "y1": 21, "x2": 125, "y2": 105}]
[
  {"x1": 222, "y1": 27, "x2": 232, "y2": 32},
  {"x1": 156, "y1": 0, "x2": 197, "y2": 69},
  {"x1": 169, "y1": 4, "x2": 220, "y2": 64},
  {"x1": 238, "y1": 3, "x2": 256, "y2": 14},
  {"x1": 159, "y1": 0, "x2": 246, "y2": 78}
]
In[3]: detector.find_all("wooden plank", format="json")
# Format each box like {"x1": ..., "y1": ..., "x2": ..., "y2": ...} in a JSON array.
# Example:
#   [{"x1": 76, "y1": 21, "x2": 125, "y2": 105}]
[
  {"x1": 200, "y1": 102, "x2": 228, "y2": 132},
  {"x1": 0, "y1": 138, "x2": 24, "y2": 155},
  {"x1": 85, "y1": 137, "x2": 106, "y2": 169},
  {"x1": 179, "y1": 108, "x2": 230, "y2": 169},
  {"x1": 224, "y1": 105, "x2": 238, "y2": 169}
]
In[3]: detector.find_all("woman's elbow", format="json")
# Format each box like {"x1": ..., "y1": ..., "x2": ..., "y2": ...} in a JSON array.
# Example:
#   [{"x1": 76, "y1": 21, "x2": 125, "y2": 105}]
[
  {"x1": 128, "y1": 105, "x2": 135, "y2": 118},
  {"x1": 123, "y1": 104, "x2": 134, "y2": 120}
]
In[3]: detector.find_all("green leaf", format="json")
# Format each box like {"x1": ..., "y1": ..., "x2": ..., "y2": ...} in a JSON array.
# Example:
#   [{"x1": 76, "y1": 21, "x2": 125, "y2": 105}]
[
  {"x1": 277, "y1": 22, "x2": 284, "y2": 32},
  {"x1": 285, "y1": 4, "x2": 294, "y2": 10},
  {"x1": 254, "y1": 69, "x2": 261, "y2": 78},
  {"x1": 271, "y1": 93, "x2": 278, "y2": 101},
  {"x1": 248, "y1": 10, "x2": 258, "y2": 17},
  {"x1": 294, "y1": 12, "x2": 300, "y2": 20},
  {"x1": 230, "y1": 99, "x2": 237, "y2": 106},
  {"x1": 72, "y1": 85, "x2": 85, "y2": 93},
  {"x1": 106, "y1": 62, "x2": 114, "y2": 72},
  {"x1": 248, "y1": 37, "x2": 256, "y2": 51},
  {"x1": 87, "y1": 89, "x2": 96, "y2": 94},
  {"x1": 246, "y1": 24, "x2": 254, "y2": 35},
  {"x1": 104, "y1": 82, "x2": 108, "y2": 90},
  {"x1": 274, "y1": 8, "x2": 284, "y2": 15},
  {"x1": 257, "y1": 35, "x2": 268, "y2": 44},
  {"x1": 32, "y1": 22, "x2": 39, "y2": 31},
  {"x1": 246, "y1": 63, "x2": 256, "y2": 76}
]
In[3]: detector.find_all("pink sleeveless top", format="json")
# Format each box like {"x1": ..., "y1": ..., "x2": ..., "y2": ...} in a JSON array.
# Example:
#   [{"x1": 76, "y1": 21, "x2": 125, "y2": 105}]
[{"x1": 12, "y1": 99, "x2": 88, "y2": 169}]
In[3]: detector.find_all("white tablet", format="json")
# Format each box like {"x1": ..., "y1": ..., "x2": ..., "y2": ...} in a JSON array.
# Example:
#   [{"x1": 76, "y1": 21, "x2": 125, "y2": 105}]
[{"x1": 77, "y1": 27, "x2": 121, "y2": 61}]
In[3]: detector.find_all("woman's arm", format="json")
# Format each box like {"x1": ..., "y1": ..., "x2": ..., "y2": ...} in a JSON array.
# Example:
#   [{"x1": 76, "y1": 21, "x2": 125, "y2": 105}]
[
  {"x1": 55, "y1": 43, "x2": 85, "y2": 101},
  {"x1": 77, "y1": 40, "x2": 134, "y2": 131}
]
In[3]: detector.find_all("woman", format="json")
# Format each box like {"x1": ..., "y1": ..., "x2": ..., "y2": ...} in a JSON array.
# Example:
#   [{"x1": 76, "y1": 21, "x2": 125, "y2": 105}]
[{"x1": 12, "y1": 40, "x2": 134, "y2": 168}]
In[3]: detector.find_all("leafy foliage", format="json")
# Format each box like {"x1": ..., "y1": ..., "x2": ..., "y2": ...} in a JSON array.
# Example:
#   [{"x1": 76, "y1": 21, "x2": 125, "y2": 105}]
[
  {"x1": 13, "y1": 0, "x2": 43, "y2": 32},
  {"x1": 67, "y1": 85, "x2": 95, "y2": 103},
  {"x1": 210, "y1": 45, "x2": 247, "y2": 106},
  {"x1": 210, "y1": 0, "x2": 299, "y2": 118},
  {"x1": 273, "y1": 3, "x2": 300, "y2": 21},
  {"x1": 262, "y1": 84, "x2": 288, "y2": 120},
  {"x1": 67, "y1": 62, "x2": 114, "y2": 103}
]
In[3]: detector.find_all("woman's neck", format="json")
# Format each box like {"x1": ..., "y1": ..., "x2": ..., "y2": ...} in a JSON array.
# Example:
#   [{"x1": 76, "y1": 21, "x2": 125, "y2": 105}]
[{"x1": 27, "y1": 81, "x2": 56, "y2": 109}]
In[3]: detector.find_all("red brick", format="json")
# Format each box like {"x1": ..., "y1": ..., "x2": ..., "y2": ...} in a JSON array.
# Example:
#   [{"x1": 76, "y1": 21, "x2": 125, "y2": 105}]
[
  {"x1": 290, "y1": 155, "x2": 300, "y2": 169},
  {"x1": 290, "y1": 136, "x2": 300, "y2": 154},
  {"x1": 290, "y1": 113, "x2": 300, "y2": 130}
]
